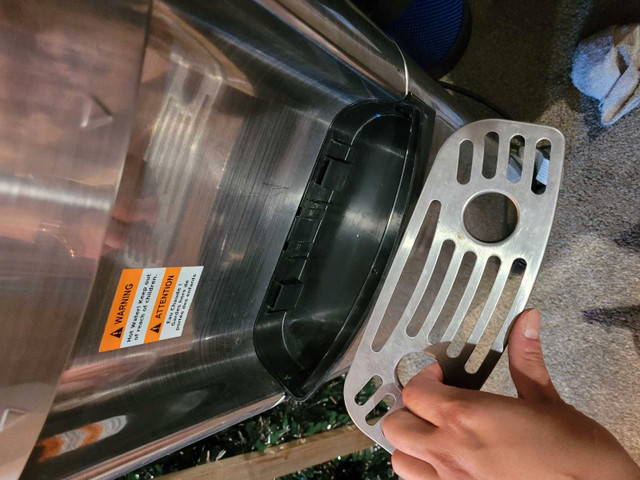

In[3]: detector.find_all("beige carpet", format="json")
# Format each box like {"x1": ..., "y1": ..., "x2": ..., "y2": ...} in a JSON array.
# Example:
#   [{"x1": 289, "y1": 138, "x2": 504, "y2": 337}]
[{"x1": 443, "y1": 0, "x2": 640, "y2": 461}]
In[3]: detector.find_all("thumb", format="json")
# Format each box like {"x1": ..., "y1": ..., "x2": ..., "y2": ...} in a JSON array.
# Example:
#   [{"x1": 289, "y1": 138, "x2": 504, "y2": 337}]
[
  {"x1": 406, "y1": 360, "x2": 445, "y2": 388},
  {"x1": 508, "y1": 309, "x2": 562, "y2": 403},
  {"x1": 420, "y1": 361, "x2": 444, "y2": 383}
]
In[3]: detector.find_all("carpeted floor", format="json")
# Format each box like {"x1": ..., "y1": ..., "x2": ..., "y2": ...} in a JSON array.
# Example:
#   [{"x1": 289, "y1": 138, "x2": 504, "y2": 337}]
[{"x1": 445, "y1": 0, "x2": 640, "y2": 461}]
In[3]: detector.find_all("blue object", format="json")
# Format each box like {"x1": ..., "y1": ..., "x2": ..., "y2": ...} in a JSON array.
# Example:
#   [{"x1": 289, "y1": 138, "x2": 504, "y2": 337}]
[{"x1": 384, "y1": 0, "x2": 467, "y2": 75}]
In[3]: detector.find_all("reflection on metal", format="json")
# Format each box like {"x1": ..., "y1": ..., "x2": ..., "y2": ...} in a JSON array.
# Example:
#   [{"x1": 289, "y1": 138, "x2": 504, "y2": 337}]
[
  {"x1": 1, "y1": 0, "x2": 475, "y2": 478},
  {"x1": 344, "y1": 120, "x2": 565, "y2": 451},
  {"x1": 0, "y1": 1, "x2": 149, "y2": 479},
  {"x1": 126, "y1": 54, "x2": 218, "y2": 265},
  {"x1": 259, "y1": 0, "x2": 407, "y2": 95},
  {"x1": 63, "y1": 395, "x2": 284, "y2": 480},
  {"x1": 34, "y1": 416, "x2": 128, "y2": 463},
  {"x1": 81, "y1": 96, "x2": 114, "y2": 130},
  {"x1": 0, "y1": 408, "x2": 28, "y2": 433}
]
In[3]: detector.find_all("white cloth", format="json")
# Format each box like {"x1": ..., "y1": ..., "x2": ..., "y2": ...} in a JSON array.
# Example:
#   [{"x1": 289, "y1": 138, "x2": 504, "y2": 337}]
[{"x1": 572, "y1": 24, "x2": 640, "y2": 126}]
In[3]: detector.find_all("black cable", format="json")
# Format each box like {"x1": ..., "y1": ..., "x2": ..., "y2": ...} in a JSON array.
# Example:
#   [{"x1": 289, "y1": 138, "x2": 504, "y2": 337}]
[{"x1": 438, "y1": 81, "x2": 512, "y2": 120}]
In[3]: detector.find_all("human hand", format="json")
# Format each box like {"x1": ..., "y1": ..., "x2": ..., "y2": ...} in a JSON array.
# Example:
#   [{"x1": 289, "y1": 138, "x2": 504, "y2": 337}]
[{"x1": 382, "y1": 309, "x2": 640, "y2": 479}]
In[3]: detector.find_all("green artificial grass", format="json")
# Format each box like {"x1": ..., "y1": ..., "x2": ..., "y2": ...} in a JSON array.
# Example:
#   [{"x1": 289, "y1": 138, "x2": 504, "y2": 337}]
[{"x1": 120, "y1": 376, "x2": 394, "y2": 480}]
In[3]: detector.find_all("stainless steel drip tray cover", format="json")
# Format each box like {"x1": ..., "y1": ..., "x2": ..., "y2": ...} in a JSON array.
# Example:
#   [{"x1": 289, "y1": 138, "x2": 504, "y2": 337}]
[{"x1": 344, "y1": 119, "x2": 564, "y2": 451}]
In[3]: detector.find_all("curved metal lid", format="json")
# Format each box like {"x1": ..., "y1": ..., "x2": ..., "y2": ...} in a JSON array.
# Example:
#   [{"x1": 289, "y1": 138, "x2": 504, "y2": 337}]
[{"x1": 0, "y1": 1, "x2": 149, "y2": 478}]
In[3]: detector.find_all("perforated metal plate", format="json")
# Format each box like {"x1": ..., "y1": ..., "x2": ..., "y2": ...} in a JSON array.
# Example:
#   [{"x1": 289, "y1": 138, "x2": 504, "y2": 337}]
[{"x1": 344, "y1": 119, "x2": 564, "y2": 451}]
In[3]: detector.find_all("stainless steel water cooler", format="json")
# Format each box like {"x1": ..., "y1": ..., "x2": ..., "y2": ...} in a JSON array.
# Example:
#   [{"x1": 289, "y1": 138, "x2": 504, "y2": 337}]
[{"x1": 0, "y1": 1, "x2": 472, "y2": 478}]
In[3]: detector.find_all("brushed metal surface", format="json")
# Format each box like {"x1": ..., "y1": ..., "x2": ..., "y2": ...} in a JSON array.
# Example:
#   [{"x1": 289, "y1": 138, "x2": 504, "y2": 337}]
[
  {"x1": 0, "y1": 0, "x2": 478, "y2": 478},
  {"x1": 19, "y1": 1, "x2": 418, "y2": 478},
  {"x1": 0, "y1": 1, "x2": 149, "y2": 479},
  {"x1": 344, "y1": 120, "x2": 565, "y2": 451},
  {"x1": 260, "y1": 0, "x2": 407, "y2": 95}
]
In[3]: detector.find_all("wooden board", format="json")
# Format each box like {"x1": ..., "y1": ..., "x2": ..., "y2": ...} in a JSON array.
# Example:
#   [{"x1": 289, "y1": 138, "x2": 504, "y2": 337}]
[{"x1": 159, "y1": 423, "x2": 376, "y2": 480}]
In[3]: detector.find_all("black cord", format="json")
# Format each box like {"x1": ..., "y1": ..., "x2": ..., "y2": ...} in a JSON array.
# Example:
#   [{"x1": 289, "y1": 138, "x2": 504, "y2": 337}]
[{"x1": 439, "y1": 81, "x2": 512, "y2": 120}]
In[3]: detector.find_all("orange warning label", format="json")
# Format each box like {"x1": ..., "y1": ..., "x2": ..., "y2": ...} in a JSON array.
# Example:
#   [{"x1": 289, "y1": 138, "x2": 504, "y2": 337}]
[
  {"x1": 99, "y1": 269, "x2": 143, "y2": 352},
  {"x1": 99, "y1": 266, "x2": 203, "y2": 352},
  {"x1": 144, "y1": 267, "x2": 180, "y2": 343}
]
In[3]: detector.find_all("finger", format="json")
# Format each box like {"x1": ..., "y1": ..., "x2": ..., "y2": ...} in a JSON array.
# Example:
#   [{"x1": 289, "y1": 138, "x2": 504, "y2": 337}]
[
  {"x1": 508, "y1": 309, "x2": 562, "y2": 403},
  {"x1": 391, "y1": 450, "x2": 439, "y2": 480},
  {"x1": 111, "y1": 196, "x2": 158, "y2": 224},
  {"x1": 382, "y1": 409, "x2": 438, "y2": 458},
  {"x1": 420, "y1": 361, "x2": 445, "y2": 383},
  {"x1": 104, "y1": 218, "x2": 128, "y2": 250},
  {"x1": 384, "y1": 410, "x2": 468, "y2": 477},
  {"x1": 402, "y1": 363, "x2": 475, "y2": 427}
]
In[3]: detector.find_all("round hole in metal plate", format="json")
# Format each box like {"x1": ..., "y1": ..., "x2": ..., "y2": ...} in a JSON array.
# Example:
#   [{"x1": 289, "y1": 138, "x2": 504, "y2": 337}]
[
  {"x1": 463, "y1": 192, "x2": 518, "y2": 243},
  {"x1": 395, "y1": 350, "x2": 438, "y2": 388}
]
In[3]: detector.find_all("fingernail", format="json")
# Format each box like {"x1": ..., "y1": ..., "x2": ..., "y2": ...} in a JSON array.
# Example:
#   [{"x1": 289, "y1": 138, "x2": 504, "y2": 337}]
[{"x1": 523, "y1": 309, "x2": 540, "y2": 340}]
